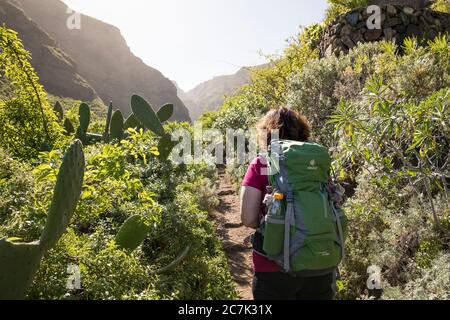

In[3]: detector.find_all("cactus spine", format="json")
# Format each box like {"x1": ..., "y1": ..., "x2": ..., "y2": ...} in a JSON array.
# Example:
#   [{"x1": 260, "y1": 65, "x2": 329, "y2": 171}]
[{"x1": 0, "y1": 140, "x2": 85, "y2": 300}]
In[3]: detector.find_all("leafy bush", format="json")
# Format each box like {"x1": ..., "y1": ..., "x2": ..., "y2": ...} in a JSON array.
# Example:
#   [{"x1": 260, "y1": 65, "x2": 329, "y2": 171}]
[
  {"x1": 432, "y1": 0, "x2": 450, "y2": 13},
  {"x1": 325, "y1": 0, "x2": 375, "y2": 23},
  {"x1": 0, "y1": 149, "x2": 35, "y2": 238},
  {"x1": 8, "y1": 128, "x2": 237, "y2": 300},
  {"x1": 0, "y1": 27, "x2": 63, "y2": 159}
]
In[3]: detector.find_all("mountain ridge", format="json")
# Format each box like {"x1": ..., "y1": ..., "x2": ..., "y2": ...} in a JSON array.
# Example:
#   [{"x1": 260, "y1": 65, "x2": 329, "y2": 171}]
[
  {"x1": 2, "y1": 0, "x2": 191, "y2": 121},
  {"x1": 180, "y1": 67, "x2": 254, "y2": 120},
  {"x1": 0, "y1": 0, "x2": 98, "y2": 102}
]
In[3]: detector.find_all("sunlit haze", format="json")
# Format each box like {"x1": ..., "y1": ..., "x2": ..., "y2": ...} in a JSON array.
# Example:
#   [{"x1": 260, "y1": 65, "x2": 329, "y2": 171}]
[{"x1": 63, "y1": 0, "x2": 327, "y2": 91}]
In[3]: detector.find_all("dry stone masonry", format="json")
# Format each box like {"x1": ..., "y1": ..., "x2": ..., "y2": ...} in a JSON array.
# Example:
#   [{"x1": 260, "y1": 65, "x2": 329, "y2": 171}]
[{"x1": 320, "y1": 2, "x2": 450, "y2": 57}]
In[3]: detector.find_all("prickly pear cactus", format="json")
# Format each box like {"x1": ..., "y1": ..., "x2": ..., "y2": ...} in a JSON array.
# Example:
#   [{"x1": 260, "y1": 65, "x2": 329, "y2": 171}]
[
  {"x1": 110, "y1": 110, "x2": 124, "y2": 141},
  {"x1": 53, "y1": 101, "x2": 64, "y2": 122},
  {"x1": 103, "y1": 102, "x2": 113, "y2": 141},
  {"x1": 131, "y1": 95, "x2": 165, "y2": 137},
  {"x1": 86, "y1": 133, "x2": 103, "y2": 144},
  {"x1": 158, "y1": 134, "x2": 177, "y2": 161},
  {"x1": 115, "y1": 215, "x2": 151, "y2": 252},
  {"x1": 78, "y1": 103, "x2": 90, "y2": 134},
  {"x1": 0, "y1": 239, "x2": 44, "y2": 300},
  {"x1": 124, "y1": 114, "x2": 142, "y2": 130},
  {"x1": 76, "y1": 103, "x2": 91, "y2": 143},
  {"x1": 157, "y1": 103, "x2": 174, "y2": 123},
  {"x1": 0, "y1": 141, "x2": 85, "y2": 299},
  {"x1": 64, "y1": 118, "x2": 75, "y2": 135},
  {"x1": 156, "y1": 246, "x2": 190, "y2": 274},
  {"x1": 40, "y1": 140, "x2": 85, "y2": 250}
]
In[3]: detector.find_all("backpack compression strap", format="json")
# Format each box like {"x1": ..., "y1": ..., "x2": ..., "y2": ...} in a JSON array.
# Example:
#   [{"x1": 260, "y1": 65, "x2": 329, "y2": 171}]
[
  {"x1": 283, "y1": 189, "x2": 295, "y2": 273},
  {"x1": 331, "y1": 202, "x2": 346, "y2": 264},
  {"x1": 270, "y1": 139, "x2": 295, "y2": 273}
]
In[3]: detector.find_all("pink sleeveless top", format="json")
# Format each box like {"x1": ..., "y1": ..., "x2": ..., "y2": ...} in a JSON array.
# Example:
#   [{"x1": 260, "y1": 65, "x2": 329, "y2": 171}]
[{"x1": 242, "y1": 157, "x2": 281, "y2": 273}]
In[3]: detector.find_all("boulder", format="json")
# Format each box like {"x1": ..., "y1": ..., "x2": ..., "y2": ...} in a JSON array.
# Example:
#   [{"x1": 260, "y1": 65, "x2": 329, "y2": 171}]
[
  {"x1": 342, "y1": 36, "x2": 356, "y2": 49},
  {"x1": 386, "y1": 4, "x2": 397, "y2": 16},
  {"x1": 384, "y1": 17, "x2": 402, "y2": 27},
  {"x1": 403, "y1": 6, "x2": 415, "y2": 15},
  {"x1": 365, "y1": 29, "x2": 383, "y2": 41},
  {"x1": 406, "y1": 23, "x2": 421, "y2": 36},
  {"x1": 346, "y1": 11, "x2": 360, "y2": 27}
]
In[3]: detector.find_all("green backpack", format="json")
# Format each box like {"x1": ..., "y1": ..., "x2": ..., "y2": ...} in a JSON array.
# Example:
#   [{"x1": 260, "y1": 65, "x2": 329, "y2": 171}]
[{"x1": 258, "y1": 139, "x2": 348, "y2": 274}]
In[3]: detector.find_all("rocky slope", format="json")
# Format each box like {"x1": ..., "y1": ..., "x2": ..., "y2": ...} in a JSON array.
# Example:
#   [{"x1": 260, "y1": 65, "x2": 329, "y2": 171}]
[
  {"x1": 0, "y1": 0, "x2": 97, "y2": 102},
  {"x1": 182, "y1": 67, "x2": 253, "y2": 120},
  {"x1": 11, "y1": 0, "x2": 190, "y2": 121}
]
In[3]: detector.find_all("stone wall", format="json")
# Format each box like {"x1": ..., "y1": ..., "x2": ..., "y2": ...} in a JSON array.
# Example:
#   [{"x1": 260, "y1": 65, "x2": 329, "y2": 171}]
[
  {"x1": 320, "y1": 4, "x2": 450, "y2": 57},
  {"x1": 374, "y1": 0, "x2": 429, "y2": 9}
]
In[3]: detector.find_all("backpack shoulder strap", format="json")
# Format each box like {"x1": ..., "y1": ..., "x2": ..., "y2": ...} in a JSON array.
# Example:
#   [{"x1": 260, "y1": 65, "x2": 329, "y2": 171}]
[{"x1": 269, "y1": 139, "x2": 295, "y2": 273}]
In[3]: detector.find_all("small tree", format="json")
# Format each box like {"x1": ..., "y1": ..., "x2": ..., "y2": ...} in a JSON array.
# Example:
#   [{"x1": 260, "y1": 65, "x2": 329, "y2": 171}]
[{"x1": 0, "y1": 26, "x2": 62, "y2": 159}]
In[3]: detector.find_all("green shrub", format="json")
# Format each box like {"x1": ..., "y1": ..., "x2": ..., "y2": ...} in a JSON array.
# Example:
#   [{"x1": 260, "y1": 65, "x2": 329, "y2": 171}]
[
  {"x1": 0, "y1": 149, "x2": 36, "y2": 239},
  {"x1": 325, "y1": 0, "x2": 375, "y2": 23},
  {"x1": 0, "y1": 27, "x2": 63, "y2": 159}
]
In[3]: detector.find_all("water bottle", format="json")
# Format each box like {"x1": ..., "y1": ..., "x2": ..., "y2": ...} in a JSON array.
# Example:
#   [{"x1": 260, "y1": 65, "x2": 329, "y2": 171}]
[{"x1": 263, "y1": 192, "x2": 285, "y2": 256}]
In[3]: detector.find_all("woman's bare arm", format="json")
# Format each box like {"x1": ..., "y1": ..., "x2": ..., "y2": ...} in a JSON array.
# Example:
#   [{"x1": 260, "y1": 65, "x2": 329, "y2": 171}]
[{"x1": 240, "y1": 186, "x2": 263, "y2": 229}]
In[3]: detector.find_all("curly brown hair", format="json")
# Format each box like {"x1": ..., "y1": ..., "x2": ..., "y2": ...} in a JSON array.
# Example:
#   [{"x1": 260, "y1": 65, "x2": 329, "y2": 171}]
[{"x1": 257, "y1": 107, "x2": 312, "y2": 148}]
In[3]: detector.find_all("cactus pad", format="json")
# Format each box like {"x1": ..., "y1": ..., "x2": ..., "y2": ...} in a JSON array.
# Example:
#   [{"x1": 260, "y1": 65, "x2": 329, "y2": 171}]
[
  {"x1": 104, "y1": 102, "x2": 113, "y2": 138},
  {"x1": 157, "y1": 104, "x2": 174, "y2": 123},
  {"x1": 124, "y1": 114, "x2": 142, "y2": 130},
  {"x1": 156, "y1": 246, "x2": 191, "y2": 274},
  {"x1": 64, "y1": 118, "x2": 75, "y2": 135},
  {"x1": 40, "y1": 140, "x2": 85, "y2": 250},
  {"x1": 158, "y1": 134, "x2": 178, "y2": 161},
  {"x1": 110, "y1": 110, "x2": 124, "y2": 141},
  {"x1": 53, "y1": 101, "x2": 64, "y2": 122},
  {"x1": 115, "y1": 215, "x2": 151, "y2": 252},
  {"x1": 78, "y1": 103, "x2": 90, "y2": 134},
  {"x1": 131, "y1": 95, "x2": 165, "y2": 136},
  {"x1": 85, "y1": 133, "x2": 103, "y2": 144},
  {"x1": 0, "y1": 239, "x2": 44, "y2": 300}
]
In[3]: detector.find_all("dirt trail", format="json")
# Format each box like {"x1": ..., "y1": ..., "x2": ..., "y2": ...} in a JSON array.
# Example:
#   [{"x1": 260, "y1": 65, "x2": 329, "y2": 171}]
[{"x1": 213, "y1": 168, "x2": 254, "y2": 300}]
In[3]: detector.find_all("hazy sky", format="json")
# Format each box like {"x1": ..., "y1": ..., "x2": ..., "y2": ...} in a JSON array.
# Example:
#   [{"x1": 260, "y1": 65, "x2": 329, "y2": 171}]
[{"x1": 62, "y1": 0, "x2": 328, "y2": 91}]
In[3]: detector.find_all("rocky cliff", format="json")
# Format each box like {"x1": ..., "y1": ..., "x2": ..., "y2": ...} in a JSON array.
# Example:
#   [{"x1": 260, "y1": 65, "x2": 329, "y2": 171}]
[
  {"x1": 12, "y1": 0, "x2": 190, "y2": 121},
  {"x1": 0, "y1": 0, "x2": 97, "y2": 102}
]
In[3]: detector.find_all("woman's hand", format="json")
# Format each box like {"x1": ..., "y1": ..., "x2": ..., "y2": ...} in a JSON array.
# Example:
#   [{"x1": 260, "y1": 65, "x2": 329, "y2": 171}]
[{"x1": 240, "y1": 186, "x2": 263, "y2": 229}]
